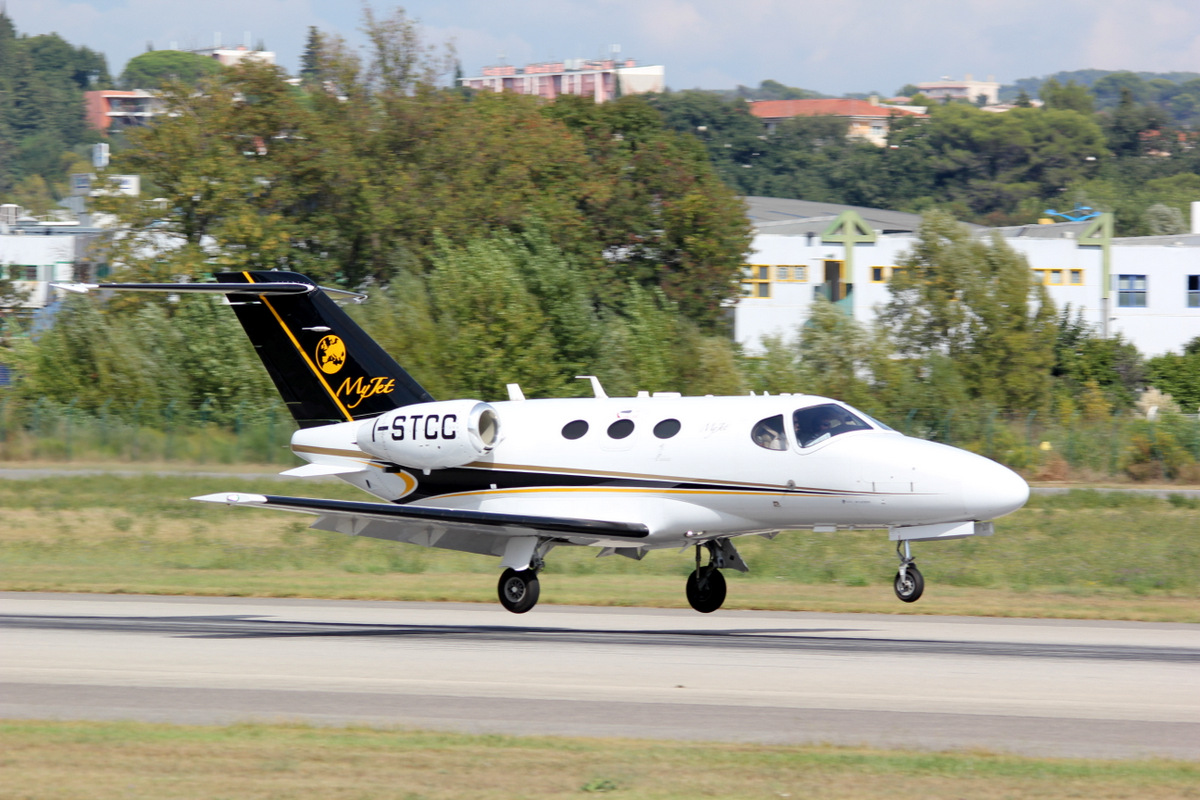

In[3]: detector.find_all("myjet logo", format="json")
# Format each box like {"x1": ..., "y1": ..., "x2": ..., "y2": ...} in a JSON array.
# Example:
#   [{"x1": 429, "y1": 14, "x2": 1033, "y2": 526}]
[
  {"x1": 338, "y1": 376, "x2": 397, "y2": 409},
  {"x1": 313, "y1": 335, "x2": 396, "y2": 409},
  {"x1": 315, "y1": 335, "x2": 346, "y2": 374}
]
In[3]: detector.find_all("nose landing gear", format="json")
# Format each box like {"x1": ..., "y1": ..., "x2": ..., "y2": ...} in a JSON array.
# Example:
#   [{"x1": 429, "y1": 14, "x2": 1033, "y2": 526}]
[
  {"x1": 685, "y1": 538, "x2": 747, "y2": 613},
  {"x1": 893, "y1": 540, "x2": 924, "y2": 603}
]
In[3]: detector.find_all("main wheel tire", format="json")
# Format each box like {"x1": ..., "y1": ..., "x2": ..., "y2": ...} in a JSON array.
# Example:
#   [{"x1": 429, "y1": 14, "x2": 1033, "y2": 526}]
[
  {"x1": 498, "y1": 568, "x2": 540, "y2": 614},
  {"x1": 894, "y1": 564, "x2": 924, "y2": 603},
  {"x1": 686, "y1": 568, "x2": 727, "y2": 613}
]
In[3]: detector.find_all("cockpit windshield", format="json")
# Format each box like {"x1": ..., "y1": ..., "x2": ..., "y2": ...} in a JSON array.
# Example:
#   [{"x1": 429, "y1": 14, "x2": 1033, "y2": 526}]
[{"x1": 792, "y1": 403, "x2": 871, "y2": 448}]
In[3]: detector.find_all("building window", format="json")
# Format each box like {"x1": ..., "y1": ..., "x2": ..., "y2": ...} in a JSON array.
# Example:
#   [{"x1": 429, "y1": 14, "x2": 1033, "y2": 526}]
[
  {"x1": 774, "y1": 265, "x2": 807, "y2": 282},
  {"x1": 1189, "y1": 276, "x2": 1200, "y2": 308},
  {"x1": 741, "y1": 265, "x2": 771, "y2": 298},
  {"x1": 868, "y1": 266, "x2": 903, "y2": 284},
  {"x1": 1117, "y1": 275, "x2": 1147, "y2": 308},
  {"x1": 1069, "y1": 269, "x2": 1084, "y2": 285},
  {"x1": 19, "y1": 265, "x2": 39, "y2": 281},
  {"x1": 1033, "y1": 268, "x2": 1067, "y2": 285}
]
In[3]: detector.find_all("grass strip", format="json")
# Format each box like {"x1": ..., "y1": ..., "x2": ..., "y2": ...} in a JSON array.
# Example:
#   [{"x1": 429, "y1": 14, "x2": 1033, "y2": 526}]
[
  {"x1": 2, "y1": 719, "x2": 1196, "y2": 800},
  {"x1": 2, "y1": 474, "x2": 1199, "y2": 621}
]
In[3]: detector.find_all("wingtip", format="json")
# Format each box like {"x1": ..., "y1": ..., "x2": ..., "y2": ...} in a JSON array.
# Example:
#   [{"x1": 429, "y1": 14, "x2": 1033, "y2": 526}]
[
  {"x1": 50, "y1": 282, "x2": 97, "y2": 294},
  {"x1": 192, "y1": 492, "x2": 269, "y2": 505}
]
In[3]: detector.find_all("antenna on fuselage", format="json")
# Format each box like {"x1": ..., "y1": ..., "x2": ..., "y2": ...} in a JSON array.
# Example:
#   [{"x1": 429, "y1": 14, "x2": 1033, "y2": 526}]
[{"x1": 575, "y1": 375, "x2": 608, "y2": 399}]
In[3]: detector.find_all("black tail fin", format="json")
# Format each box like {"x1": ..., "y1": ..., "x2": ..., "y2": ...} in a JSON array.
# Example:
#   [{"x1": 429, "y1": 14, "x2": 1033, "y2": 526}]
[{"x1": 217, "y1": 270, "x2": 434, "y2": 428}]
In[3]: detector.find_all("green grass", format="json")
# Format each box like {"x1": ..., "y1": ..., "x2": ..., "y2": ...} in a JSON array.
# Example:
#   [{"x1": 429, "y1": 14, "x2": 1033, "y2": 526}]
[
  {"x1": 2, "y1": 473, "x2": 1200, "y2": 620},
  {"x1": 1, "y1": 719, "x2": 1196, "y2": 799}
]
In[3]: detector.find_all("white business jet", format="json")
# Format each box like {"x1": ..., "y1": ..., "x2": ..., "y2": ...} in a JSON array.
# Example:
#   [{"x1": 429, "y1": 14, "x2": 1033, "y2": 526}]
[{"x1": 56, "y1": 271, "x2": 1029, "y2": 613}]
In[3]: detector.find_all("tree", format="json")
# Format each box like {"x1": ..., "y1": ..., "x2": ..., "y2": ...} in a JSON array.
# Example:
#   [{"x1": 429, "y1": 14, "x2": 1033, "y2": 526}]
[
  {"x1": 1103, "y1": 86, "x2": 1169, "y2": 157},
  {"x1": 738, "y1": 79, "x2": 822, "y2": 101},
  {"x1": 119, "y1": 50, "x2": 221, "y2": 90},
  {"x1": 1052, "y1": 307, "x2": 1143, "y2": 411},
  {"x1": 361, "y1": 4, "x2": 455, "y2": 97},
  {"x1": 542, "y1": 94, "x2": 752, "y2": 328},
  {"x1": 0, "y1": 23, "x2": 106, "y2": 195},
  {"x1": 1143, "y1": 203, "x2": 1187, "y2": 235},
  {"x1": 297, "y1": 26, "x2": 322, "y2": 87},
  {"x1": 96, "y1": 60, "x2": 328, "y2": 282},
  {"x1": 1040, "y1": 78, "x2": 1094, "y2": 114},
  {"x1": 98, "y1": 8, "x2": 749, "y2": 336},
  {"x1": 1146, "y1": 338, "x2": 1200, "y2": 412},
  {"x1": 880, "y1": 211, "x2": 1057, "y2": 412}
]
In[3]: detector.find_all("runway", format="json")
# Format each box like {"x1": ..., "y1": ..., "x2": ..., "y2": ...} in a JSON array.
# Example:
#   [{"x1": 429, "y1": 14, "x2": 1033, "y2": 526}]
[{"x1": 2, "y1": 592, "x2": 1198, "y2": 759}]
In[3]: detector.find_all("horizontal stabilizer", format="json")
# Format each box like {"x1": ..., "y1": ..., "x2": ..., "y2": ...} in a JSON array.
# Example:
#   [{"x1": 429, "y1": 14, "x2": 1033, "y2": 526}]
[
  {"x1": 278, "y1": 463, "x2": 369, "y2": 477},
  {"x1": 52, "y1": 281, "x2": 321, "y2": 296}
]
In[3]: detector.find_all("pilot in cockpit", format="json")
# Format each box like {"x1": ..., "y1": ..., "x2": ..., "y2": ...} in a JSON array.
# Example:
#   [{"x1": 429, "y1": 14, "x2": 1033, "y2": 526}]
[{"x1": 794, "y1": 404, "x2": 864, "y2": 447}]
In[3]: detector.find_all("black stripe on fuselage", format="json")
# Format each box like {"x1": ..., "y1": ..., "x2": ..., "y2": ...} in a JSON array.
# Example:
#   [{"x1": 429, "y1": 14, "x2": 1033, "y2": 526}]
[{"x1": 396, "y1": 465, "x2": 876, "y2": 502}]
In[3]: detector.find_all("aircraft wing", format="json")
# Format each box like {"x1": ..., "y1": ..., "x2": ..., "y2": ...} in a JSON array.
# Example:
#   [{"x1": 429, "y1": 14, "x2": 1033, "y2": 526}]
[{"x1": 193, "y1": 492, "x2": 650, "y2": 559}]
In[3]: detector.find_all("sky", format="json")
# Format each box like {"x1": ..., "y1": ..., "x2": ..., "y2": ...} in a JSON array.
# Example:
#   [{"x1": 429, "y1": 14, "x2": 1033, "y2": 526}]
[{"x1": 9, "y1": 0, "x2": 1200, "y2": 95}]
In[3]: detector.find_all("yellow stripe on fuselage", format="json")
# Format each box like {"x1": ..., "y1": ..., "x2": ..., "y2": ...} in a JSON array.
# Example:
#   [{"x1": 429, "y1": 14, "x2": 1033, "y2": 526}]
[{"x1": 429, "y1": 485, "x2": 846, "y2": 501}]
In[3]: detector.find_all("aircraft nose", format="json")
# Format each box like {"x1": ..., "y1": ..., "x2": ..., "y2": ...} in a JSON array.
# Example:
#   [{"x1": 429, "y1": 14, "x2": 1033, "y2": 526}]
[{"x1": 962, "y1": 455, "x2": 1030, "y2": 520}]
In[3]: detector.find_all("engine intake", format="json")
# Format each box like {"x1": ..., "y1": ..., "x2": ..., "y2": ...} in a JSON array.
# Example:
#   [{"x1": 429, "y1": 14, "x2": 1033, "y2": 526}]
[{"x1": 356, "y1": 400, "x2": 499, "y2": 470}]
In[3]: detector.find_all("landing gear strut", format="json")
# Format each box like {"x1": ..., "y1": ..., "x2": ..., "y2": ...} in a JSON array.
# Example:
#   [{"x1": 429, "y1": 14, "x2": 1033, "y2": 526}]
[
  {"x1": 893, "y1": 540, "x2": 924, "y2": 603},
  {"x1": 686, "y1": 540, "x2": 728, "y2": 613},
  {"x1": 498, "y1": 568, "x2": 540, "y2": 613}
]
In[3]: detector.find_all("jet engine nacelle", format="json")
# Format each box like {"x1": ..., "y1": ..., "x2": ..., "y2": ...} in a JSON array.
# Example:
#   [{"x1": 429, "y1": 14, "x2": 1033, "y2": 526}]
[{"x1": 356, "y1": 400, "x2": 500, "y2": 470}]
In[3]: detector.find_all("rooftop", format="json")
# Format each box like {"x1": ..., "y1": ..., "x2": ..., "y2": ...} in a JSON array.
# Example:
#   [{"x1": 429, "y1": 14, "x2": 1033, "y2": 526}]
[
  {"x1": 749, "y1": 99, "x2": 925, "y2": 120},
  {"x1": 742, "y1": 196, "x2": 961, "y2": 236}
]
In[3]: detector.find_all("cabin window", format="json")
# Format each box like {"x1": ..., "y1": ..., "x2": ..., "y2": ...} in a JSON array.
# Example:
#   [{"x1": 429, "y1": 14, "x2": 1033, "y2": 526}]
[
  {"x1": 653, "y1": 419, "x2": 681, "y2": 439},
  {"x1": 751, "y1": 415, "x2": 787, "y2": 451},
  {"x1": 607, "y1": 419, "x2": 635, "y2": 439},
  {"x1": 792, "y1": 403, "x2": 870, "y2": 448},
  {"x1": 561, "y1": 420, "x2": 589, "y2": 440}
]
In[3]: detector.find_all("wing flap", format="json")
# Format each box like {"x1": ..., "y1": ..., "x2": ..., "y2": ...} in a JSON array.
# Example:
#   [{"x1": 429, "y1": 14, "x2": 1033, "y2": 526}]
[{"x1": 192, "y1": 492, "x2": 650, "y2": 543}]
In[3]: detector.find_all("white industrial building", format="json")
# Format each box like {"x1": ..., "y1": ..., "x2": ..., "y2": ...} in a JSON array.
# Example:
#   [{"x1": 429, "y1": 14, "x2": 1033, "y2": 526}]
[
  {"x1": 735, "y1": 196, "x2": 1200, "y2": 357},
  {"x1": 0, "y1": 205, "x2": 103, "y2": 308}
]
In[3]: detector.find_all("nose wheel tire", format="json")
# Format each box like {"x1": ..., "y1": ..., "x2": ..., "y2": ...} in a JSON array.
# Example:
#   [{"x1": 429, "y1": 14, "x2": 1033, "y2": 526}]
[
  {"x1": 686, "y1": 568, "x2": 727, "y2": 613},
  {"x1": 498, "y1": 568, "x2": 540, "y2": 614},
  {"x1": 894, "y1": 563, "x2": 924, "y2": 603}
]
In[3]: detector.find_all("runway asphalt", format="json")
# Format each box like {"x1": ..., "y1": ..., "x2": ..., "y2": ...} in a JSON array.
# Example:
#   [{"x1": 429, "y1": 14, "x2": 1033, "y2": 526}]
[{"x1": 2, "y1": 592, "x2": 1198, "y2": 760}]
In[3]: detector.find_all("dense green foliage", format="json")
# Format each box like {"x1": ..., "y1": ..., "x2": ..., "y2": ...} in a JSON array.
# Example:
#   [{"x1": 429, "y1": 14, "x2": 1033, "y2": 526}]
[
  {"x1": 1010, "y1": 69, "x2": 1200, "y2": 124},
  {"x1": 118, "y1": 50, "x2": 222, "y2": 89},
  {"x1": 4, "y1": 12, "x2": 1200, "y2": 482},
  {"x1": 0, "y1": 11, "x2": 108, "y2": 208},
  {"x1": 648, "y1": 76, "x2": 1200, "y2": 233},
  {"x1": 3, "y1": 9, "x2": 749, "y2": 421}
]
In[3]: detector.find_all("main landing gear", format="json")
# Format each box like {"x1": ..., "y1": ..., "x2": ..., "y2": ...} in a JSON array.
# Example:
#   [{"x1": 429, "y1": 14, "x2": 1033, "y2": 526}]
[
  {"x1": 498, "y1": 568, "x2": 540, "y2": 614},
  {"x1": 893, "y1": 540, "x2": 924, "y2": 603},
  {"x1": 686, "y1": 539, "x2": 747, "y2": 613},
  {"x1": 497, "y1": 540, "x2": 551, "y2": 614}
]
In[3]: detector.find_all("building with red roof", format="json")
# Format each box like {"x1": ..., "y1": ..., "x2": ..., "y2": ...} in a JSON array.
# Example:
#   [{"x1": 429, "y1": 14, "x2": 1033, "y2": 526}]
[{"x1": 748, "y1": 98, "x2": 926, "y2": 146}]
